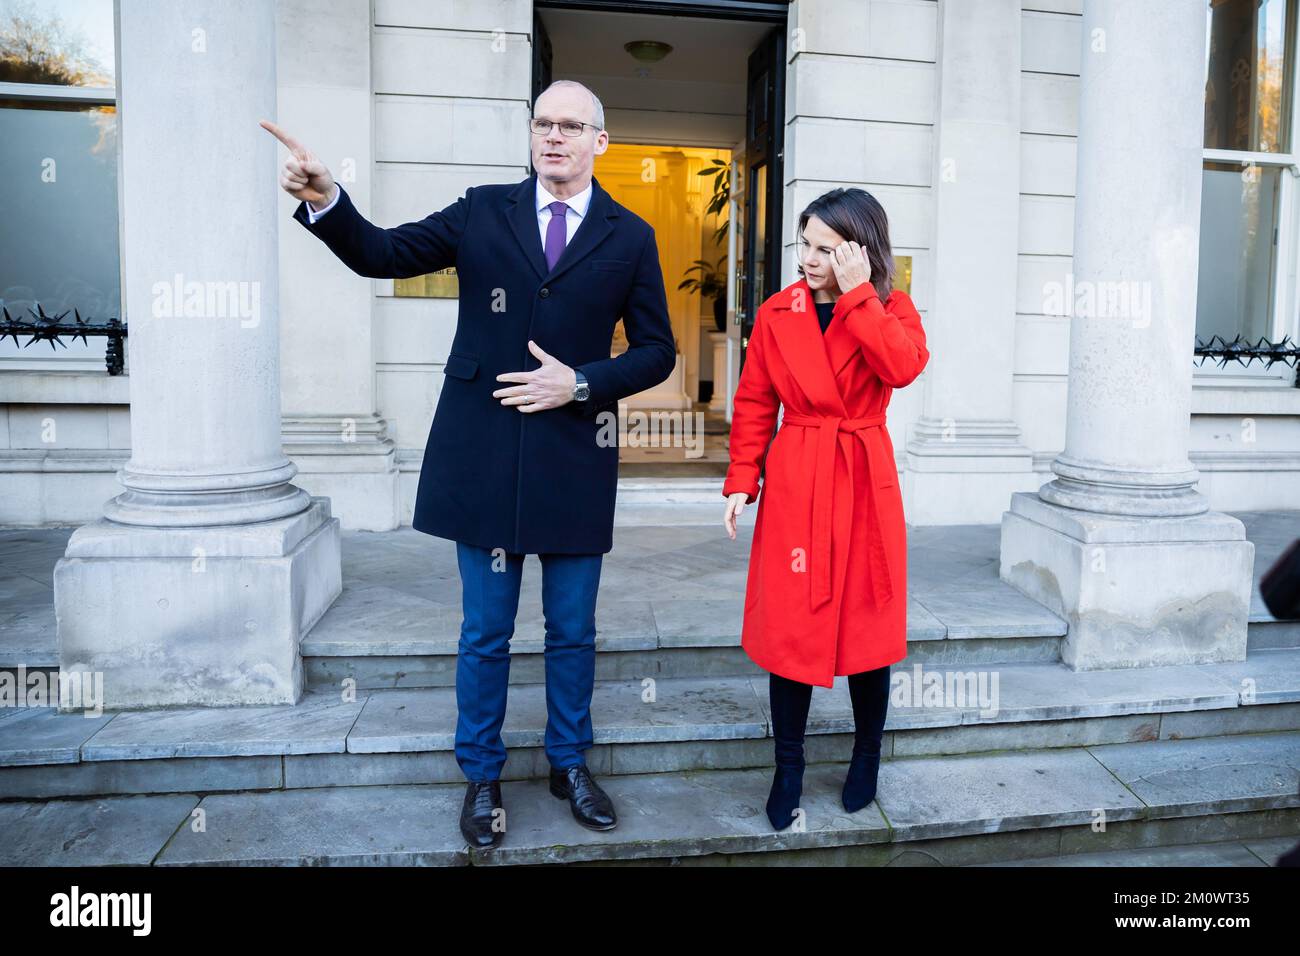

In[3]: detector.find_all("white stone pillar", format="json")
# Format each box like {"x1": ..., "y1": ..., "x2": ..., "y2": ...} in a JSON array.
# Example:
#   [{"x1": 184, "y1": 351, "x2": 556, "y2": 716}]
[
  {"x1": 276, "y1": 0, "x2": 399, "y2": 532},
  {"x1": 905, "y1": 0, "x2": 1035, "y2": 524},
  {"x1": 707, "y1": 331, "x2": 728, "y2": 412},
  {"x1": 1000, "y1": 0, "x2": 1253, "y2": 669},
  {"x1": 53, "y1": 0, "x2": 341, "y2": 709}
]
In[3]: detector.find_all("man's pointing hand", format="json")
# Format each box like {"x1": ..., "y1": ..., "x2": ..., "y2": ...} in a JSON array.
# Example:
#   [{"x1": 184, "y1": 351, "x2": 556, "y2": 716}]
[{"x1": 261, "y1": 120, "x2": 337, "y2": 210}]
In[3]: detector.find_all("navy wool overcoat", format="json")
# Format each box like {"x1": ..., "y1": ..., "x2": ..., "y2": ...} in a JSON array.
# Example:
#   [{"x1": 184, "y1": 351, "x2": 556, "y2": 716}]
[{"x1": 293, "y1": 173, "x2": 677, "y2": 554}]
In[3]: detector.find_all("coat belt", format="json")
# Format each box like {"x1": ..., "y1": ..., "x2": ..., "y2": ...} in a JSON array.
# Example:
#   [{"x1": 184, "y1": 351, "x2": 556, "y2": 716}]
[{"x1": 779, "y1": 412, "x2": 894, "y2": 613}]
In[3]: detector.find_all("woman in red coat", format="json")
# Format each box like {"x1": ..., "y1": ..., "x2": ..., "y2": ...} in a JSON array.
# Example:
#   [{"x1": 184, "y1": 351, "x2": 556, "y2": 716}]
[{"x1": 722, "y1": 188, "x2": 929, "y2": 830}]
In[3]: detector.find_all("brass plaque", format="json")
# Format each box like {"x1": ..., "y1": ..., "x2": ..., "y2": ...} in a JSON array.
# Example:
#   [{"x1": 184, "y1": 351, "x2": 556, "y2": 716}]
[
  {"x1": 893, "y1": 255, "x2": 912, "y2": 295},
  {"x1": 395, "y1": 268, "x2": 459, "y2": 298}
]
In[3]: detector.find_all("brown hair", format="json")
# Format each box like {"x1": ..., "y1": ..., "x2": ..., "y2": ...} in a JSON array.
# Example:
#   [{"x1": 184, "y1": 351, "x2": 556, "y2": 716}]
[{"x1": 797, "y1": 187, "x2": 895, "y2": 300}]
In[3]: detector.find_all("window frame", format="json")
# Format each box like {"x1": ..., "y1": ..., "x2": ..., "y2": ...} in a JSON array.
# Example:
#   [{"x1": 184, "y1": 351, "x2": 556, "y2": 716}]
[
  {"x1": 1197, "y1": 0, "x2": 1300, "y2": 387},
  {"x1": 0, "y1": 80, "x2": 120, "y2": 372}
]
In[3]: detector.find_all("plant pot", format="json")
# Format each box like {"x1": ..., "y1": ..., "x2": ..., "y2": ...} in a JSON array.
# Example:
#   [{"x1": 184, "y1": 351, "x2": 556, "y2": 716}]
[{"x1": 712, "y1": 295, "x2": 726, "y2": 333}]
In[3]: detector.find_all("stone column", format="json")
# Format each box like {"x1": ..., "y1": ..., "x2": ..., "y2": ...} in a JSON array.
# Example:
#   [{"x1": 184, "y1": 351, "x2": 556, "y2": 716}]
[
  {"x1": 276, "y1": 0, "x2": 399, "y2": 532},
  {"x1": 707, "y1": 331, "x2": 728, "y2": 412},
  {"x1": 1000, "y1": 0, "x2": 1252, "y2": 669},
  {"x1": 53, "y1": 0, "x2": 341, "y2": 709},
  {"x1": 905, "y1": 0, "x2": 1036, "y2": 524}
]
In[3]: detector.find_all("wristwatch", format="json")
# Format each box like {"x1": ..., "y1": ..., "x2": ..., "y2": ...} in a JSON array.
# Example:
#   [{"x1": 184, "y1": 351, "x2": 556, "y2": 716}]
[{"x1": 572, "y1": 370, "x2": 590, "y2": 402}]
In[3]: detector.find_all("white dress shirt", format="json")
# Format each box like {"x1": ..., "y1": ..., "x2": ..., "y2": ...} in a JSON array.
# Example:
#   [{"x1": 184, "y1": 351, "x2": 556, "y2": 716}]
[
  {"x1": 534, "y1": 178, "x2": 592, "y2": 248},
  {"x1": 305, "y1": 178, "x2": 595, "y2": 251}
]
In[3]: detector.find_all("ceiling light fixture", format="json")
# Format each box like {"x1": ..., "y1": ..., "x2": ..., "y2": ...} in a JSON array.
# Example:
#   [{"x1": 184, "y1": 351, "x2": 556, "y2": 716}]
[{"x1": 624, "y1": 40, "x2": 673, "y2": 64}]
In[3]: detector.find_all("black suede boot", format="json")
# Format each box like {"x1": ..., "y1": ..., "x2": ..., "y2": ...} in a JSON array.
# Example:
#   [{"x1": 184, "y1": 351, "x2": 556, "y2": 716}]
[
  {"x1": 842, "y1": 665, "x2": 891, "y2": 812},
  {"x1": 766, "y1": 671, "x2": 813, "y2": 830}
]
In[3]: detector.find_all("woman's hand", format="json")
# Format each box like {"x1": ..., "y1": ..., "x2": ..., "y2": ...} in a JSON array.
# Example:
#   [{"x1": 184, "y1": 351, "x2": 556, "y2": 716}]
[
  {"x1": 723, "y1": 492, "x2": 749, "y2": 540},
  {"x1": 829, "y1": 240, "x2": 872, "y2": 295}
]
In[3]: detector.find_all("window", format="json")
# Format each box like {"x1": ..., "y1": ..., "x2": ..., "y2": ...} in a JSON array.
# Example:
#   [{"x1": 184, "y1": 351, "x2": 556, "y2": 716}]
[
  {"x1": 0, "y1": 0, "x2": 118, "y2": 371},
  {"x1": 1198, "y1": 0, "x2": 1299, "y2": 385}
]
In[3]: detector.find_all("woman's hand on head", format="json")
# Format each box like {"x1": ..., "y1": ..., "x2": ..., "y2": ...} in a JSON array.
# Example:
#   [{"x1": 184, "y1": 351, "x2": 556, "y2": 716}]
[
  {"x1": 830, "y1": 240, "x2": 872, "y2": 295},
  {"x1": 723, "y1": 492, "x2": 750, "y2": 540}
]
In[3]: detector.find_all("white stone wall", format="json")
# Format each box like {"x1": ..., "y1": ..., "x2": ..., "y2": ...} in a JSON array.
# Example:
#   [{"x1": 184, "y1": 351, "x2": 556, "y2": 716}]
[
  {"x1": 1, "y1": 0, "x2": 1296, "y2": 529},
  {"x1": 1014, "y1": 0, "x2": 1080, "y2": 467},
  {"x1": 370, "y1": 0, "x2": 533, "y2": 524},
  {"x1": 784, "y1": 0, "x2": 938, "y2": 499}
]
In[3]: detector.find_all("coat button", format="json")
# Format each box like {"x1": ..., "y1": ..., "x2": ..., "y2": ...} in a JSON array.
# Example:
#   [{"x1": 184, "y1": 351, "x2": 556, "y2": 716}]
[{"x1": 539, "y1": 287, "x2": 550, "y2": 298}]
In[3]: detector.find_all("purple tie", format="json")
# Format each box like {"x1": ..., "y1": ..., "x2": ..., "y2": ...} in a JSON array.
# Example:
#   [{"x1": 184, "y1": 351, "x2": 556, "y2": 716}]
[{"x1": 544, "y1": 200, "x2": 569, "y2": 271}]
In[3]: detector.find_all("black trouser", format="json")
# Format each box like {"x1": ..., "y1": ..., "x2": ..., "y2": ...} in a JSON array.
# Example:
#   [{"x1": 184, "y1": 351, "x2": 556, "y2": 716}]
[{"x1": 768, "y1": 665, "x2": 891, "y2": 766}]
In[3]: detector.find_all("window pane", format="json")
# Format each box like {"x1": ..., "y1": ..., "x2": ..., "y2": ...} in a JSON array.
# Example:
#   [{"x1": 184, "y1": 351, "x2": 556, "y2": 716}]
[
  {"x1": 1204, "y1": 0, "x2": 1294, "y2": 153},
  {"x1": 0, "y1": 101, "x2": 119, "y2": 366},
  {"x1": 1195, "y1": 161, "x2": 1279, "y2": 344},
  {"x1": 0, "y1": 0, "x2": 115, "y2": 87}
]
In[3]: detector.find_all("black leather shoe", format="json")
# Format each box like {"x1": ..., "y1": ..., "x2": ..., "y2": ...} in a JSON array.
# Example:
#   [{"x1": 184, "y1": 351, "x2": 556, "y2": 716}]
[
  {"x1": 459, "y1": 780, "x2": 504, "y2": 848},
  {"x1": 549, "y1": 764, "x2": 617, "y2": 830}
]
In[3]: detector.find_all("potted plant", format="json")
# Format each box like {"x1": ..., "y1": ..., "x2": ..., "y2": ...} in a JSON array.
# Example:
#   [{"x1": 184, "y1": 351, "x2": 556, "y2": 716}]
[
  {"x1": 677, "y1": 158, "x2": 731, "y2": 332},
  {"x1": 678, "y1": 257, "x2": 728, "y2": 333}
]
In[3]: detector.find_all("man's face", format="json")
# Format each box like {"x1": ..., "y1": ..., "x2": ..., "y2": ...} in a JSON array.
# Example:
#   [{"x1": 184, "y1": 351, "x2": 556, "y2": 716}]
[{"x1": 530, "y1": 86, "x2": 608, "y2": 185}]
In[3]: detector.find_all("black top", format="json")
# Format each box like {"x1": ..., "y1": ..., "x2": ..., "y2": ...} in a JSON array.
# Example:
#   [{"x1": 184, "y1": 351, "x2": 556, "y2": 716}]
[{"x1": 814, "y1": 300, "x2": 835, "y2": 335}]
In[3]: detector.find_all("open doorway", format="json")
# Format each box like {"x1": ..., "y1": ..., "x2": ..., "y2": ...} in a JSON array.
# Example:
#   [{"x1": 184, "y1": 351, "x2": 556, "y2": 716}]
[{"x1": 534, "y1": 0, "x2": 787, "y2": 477}]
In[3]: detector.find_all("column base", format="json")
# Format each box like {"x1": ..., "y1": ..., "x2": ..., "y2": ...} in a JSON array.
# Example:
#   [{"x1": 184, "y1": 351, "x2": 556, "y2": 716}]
[
  {"x1": 52, "y1": 497, "x2": 342, "y2": 710},
  {"x1": 999, "y1": 492, "x2": 1253, "y2": 670}
]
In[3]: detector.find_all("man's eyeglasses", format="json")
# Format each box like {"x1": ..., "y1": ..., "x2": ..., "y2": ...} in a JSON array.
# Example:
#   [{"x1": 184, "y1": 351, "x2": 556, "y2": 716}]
[{"x1": 529, "y1": 118, "x2": 600, "y2": 137}]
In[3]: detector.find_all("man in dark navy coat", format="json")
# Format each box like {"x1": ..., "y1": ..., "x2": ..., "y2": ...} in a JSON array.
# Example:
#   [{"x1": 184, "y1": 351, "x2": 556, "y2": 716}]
[{"x1": 264, "y1": 80, "x2": 675, "y2": 849}]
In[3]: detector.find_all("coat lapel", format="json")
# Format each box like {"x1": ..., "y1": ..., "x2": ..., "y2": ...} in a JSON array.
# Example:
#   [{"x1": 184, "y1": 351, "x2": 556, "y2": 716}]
[
  {"x1": 544, "y1": 175, "x2": 618, "y2": 284},
  {"x1": 823, "y1": 291, "x2": 866, "y2": 378},
  {"x1": 504, "y1": 173, "x2": 620, "y2": 284},
  {"x1": 505, "y1": 174, "x2": 548, "y2": 280},
  {"x1": 768, "y1": 277, "x2": 848, "y2": 416}
]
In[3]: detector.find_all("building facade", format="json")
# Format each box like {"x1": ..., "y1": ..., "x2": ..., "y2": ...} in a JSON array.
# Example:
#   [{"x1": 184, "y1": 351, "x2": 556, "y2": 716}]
[{"x1": 0, "y1": 0, "x2": 1294, "y2": 704}]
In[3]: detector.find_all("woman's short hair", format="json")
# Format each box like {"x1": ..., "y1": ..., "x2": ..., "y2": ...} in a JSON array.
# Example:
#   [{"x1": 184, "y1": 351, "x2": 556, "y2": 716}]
[{"x1": 797, "y1": 188, "x2": 895, "y2": 301}]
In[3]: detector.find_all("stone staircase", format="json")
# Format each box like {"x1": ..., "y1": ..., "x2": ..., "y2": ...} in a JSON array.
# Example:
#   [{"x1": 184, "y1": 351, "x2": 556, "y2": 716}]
[{"x1": 2, "y1": 515, "x2": 1299, "y2": 866}]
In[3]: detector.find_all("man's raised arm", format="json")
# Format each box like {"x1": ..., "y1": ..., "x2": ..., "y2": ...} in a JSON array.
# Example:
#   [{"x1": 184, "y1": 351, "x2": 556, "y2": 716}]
[{"x1": 261, "y1": 119, "x2": 469, "y2": 279}]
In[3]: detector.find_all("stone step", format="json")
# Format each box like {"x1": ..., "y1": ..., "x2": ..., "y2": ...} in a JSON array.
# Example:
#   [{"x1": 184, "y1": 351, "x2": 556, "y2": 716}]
[
  {"x1": 970, "y1": 835, "x2": 1299, "y2": 866},
  {"x1": 3, "y1": 649, "x2": 1298, "y2": 800},
  {"x1": 3, "y1": 730, "x2": 1297, "y2": 866},
  {"x1": 300, "y1": 582, "x2": 1073, "y2": 689}
]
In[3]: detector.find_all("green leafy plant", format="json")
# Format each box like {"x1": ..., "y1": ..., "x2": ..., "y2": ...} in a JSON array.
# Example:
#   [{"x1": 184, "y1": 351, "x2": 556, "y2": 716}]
[
  {"x1": 677, "y1": 257, "x2": 726, "y2": 298},
  {"x1": 698, "y1": 158, "x2": 730, "y2": 247}
]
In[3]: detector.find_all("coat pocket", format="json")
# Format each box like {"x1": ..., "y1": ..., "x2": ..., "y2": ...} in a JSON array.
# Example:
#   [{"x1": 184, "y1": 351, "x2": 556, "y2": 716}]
[
  {"x1": 443, "y1": 352, "x2": 479, "y2": 381},
  {"x1": 590, "y1": 258, "x2": 631, "y2": 272}
]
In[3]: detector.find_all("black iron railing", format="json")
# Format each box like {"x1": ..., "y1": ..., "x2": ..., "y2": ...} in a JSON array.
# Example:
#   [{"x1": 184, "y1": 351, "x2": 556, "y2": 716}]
[
  {"x1": 1194, "y1": 335, "x2": 1300, "y2": 385},
  {"x1": 0, "y1": 305, "x2": 127, "y2": 375}
]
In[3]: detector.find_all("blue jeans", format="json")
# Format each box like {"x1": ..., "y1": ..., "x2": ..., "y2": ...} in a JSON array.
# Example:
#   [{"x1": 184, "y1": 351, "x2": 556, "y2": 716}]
[{"x1": 454, "y1": 541, "x2": 603, "y2": 781}]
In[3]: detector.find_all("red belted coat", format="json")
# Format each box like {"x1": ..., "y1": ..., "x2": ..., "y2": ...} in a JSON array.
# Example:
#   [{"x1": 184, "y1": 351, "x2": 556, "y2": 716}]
[{"x1": 723, "y1": 276, "x2": 930, "y2": 687}]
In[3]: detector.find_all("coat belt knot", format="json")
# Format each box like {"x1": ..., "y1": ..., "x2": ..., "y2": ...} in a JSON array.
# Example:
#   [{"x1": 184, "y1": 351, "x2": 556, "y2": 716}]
[{"x1": 779, "y1": 411, "x2": 894, "y2": 614}]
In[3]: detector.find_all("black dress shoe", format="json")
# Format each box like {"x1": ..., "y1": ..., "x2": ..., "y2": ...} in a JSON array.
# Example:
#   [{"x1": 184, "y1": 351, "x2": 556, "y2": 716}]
[
  {"x1": 459, "y1": 779, "x2": 504, "y2": 848},
  {"x1": 549, "y1": 764, "x2": 617, "y2": 830}
]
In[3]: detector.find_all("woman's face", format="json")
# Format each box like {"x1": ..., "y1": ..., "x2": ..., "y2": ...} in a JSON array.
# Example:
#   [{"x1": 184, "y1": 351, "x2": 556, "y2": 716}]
[{"x1": 799, "y1": 214, "x2": 848, "y2": 293}]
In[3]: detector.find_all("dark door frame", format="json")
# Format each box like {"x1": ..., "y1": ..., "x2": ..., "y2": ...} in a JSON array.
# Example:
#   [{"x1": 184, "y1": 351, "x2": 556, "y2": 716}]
[
  {"x1": 741, "y1": 25, "x2": 785, "y2": 365},
  {"x1": 533, "y1": 0, "x2": 789, "y2": 371},
  {"x1": 534, "y1": 0, "x2": 789, "y2": 22}
]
